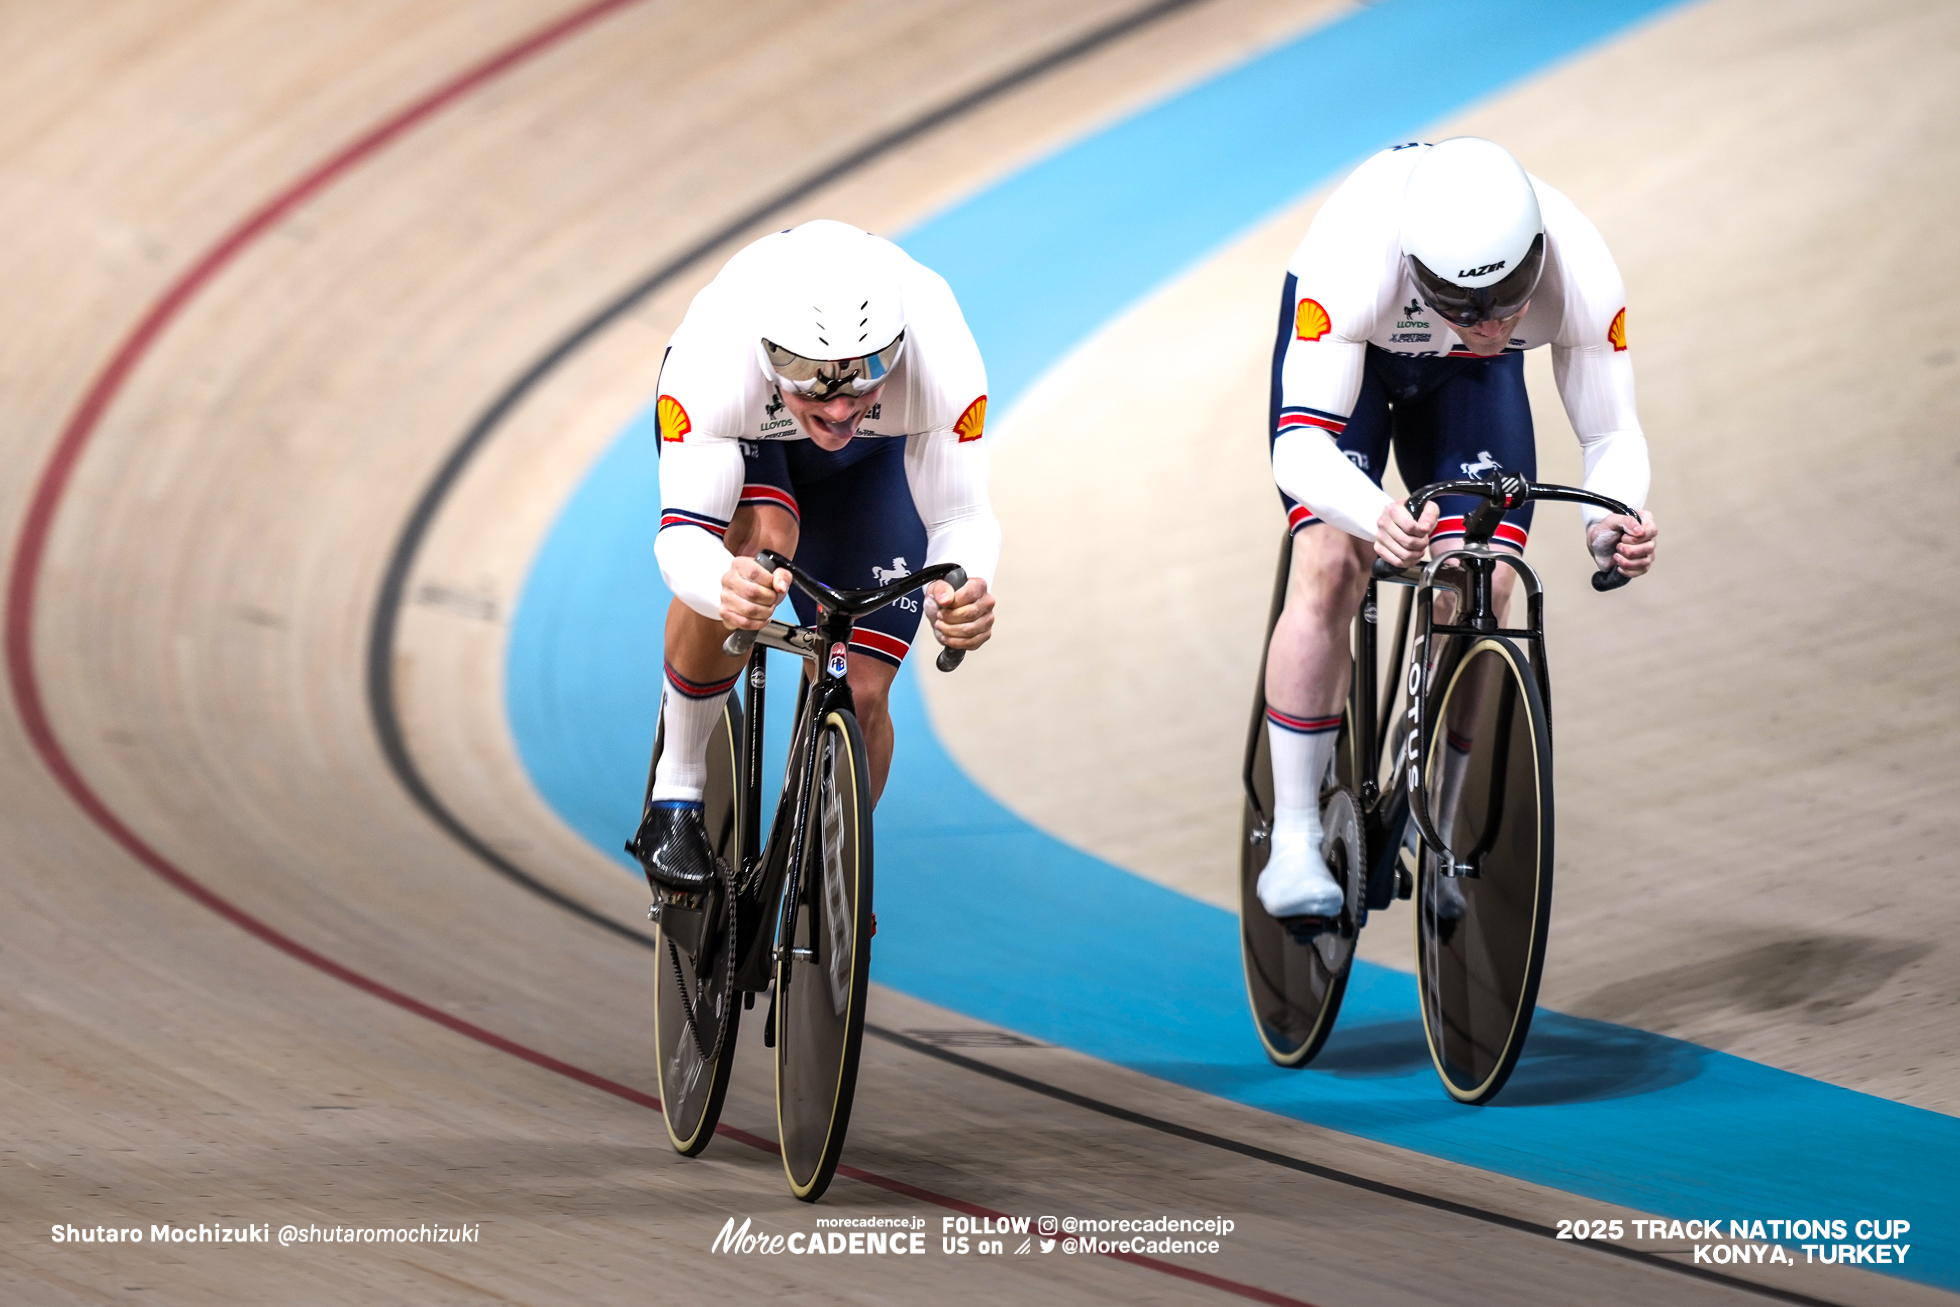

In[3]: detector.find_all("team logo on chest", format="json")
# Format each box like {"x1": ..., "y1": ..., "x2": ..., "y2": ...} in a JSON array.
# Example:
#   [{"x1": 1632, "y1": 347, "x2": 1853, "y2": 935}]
[
  {"x1": 1295, "y1": 298, "x2": 1332, "y2": 342},
  {"x1": 657, "y1": 395, "x2": 691, "y2": 443},
  {"x1": 760, "y1": 388, "x2": 794, "y2": 435},
  {"x1": 955, "y1": 395, "x2": 988, "y2": 442}
]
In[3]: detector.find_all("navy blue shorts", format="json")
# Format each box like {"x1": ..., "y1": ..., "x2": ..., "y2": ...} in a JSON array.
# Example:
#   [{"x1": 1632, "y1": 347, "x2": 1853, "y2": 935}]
[
  {"x1": 739, "y1": 436, "x2": 927, "y2": 668},
  {"x1": 1272, "y1": 334, "x2": 1537, "y2": 551}
]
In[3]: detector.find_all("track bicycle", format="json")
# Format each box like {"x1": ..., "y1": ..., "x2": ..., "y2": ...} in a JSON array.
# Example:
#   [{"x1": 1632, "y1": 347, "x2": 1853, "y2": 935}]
[
  {"x1": 633, "y1": 550, "x2": 966, "y2": 1201},
  {"x1": 1239, "y1": 471, "x2": 1635, "y2": 1103}
]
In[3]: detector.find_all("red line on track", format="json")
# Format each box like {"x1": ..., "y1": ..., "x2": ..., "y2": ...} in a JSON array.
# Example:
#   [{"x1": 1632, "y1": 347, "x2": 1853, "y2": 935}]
[{"x1": 1, "y1": 8, "x2": 1316, "y2": 1304}]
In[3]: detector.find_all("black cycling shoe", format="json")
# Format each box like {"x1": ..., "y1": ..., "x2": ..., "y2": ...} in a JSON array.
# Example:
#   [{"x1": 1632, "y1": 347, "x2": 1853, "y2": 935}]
[{"x1": 627, "y1": 800, "x2": 720, "y2": 893}]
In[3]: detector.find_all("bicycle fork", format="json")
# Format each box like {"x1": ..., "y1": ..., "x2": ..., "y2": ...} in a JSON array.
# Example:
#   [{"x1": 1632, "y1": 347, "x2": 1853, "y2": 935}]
[
  {"x1": 770, "y1": 615, "x2": 859, "y2": 986},
  {"x1": 1396, "y1": 549, "x2": 1548, "y2": 879}
]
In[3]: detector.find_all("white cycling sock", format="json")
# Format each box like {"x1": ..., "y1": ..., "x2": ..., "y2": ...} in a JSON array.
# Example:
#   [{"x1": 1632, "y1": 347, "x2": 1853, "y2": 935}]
[
  {"x1": 1266, "y1": 708, "x2": 1340, "y2": 843},
  {"x1": 649, "y1": 662, "x2": 739, "y2": 804}
]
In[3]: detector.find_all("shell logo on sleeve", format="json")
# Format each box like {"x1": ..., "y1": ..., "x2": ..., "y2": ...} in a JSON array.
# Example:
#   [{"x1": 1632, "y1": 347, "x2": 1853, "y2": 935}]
[
  {"x1": 1295, "y1": 297, "x2": 1332, "y2": 342},
  {"x1": 657, "y1": 394, "x2": 691, "y2": 442},
  {"x1": 1607, "y1": 308, "x2": 1628, "y2": 352},
  {"x1": 954, "y1": 395, "x2": 988, "y2": 443}
]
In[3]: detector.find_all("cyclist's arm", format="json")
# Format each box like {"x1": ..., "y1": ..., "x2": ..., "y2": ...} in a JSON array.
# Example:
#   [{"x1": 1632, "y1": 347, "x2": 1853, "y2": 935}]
[
  {"x1": 904, "y1": 422, "x2": 1000, "y2": 585},
  {"x1": 1269, "y1": 180, "x2": 1397, "y2": 539},
  {"x1": 1271, "y1": 312, "x2": 1391, "y2": 540},
  {"x1": 900, "y1": 260, "x2": 1000, "y2": 586},
  {"x1": 1543, "y1": 188, "x2": 1651, "y2": 527},
  {"x1": 653, "y1": 434, "x2": 746, "y2": 619},
  {"x1": 1552, "y1": 345, "x2": 1648, "y2": 521},
  {"x1": 1271, "y1": 421, "x2": 1390, "y2": 538}
]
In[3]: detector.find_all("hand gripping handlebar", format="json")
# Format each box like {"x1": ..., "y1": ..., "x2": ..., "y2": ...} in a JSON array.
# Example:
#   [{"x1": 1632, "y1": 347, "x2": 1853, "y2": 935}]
[
  {"x1": 720, "y1": 551, "x2": 971, "y2": 671},
  {"x1": 1369, "y1": 478, "x2": 1639, "y2": 591},
  {"x1": 926, "y1": 565, "x2": 970, "y2": 672}
]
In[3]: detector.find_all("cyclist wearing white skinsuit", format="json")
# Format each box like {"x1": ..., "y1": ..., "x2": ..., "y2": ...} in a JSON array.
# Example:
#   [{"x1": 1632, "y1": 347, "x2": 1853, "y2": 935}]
[
  {"x1": 1257, "y1": 137, "x2": 1659, "y2": 919},
  {"x1": 630, "y1": 220, "x2": 1000, "y2": 893}
]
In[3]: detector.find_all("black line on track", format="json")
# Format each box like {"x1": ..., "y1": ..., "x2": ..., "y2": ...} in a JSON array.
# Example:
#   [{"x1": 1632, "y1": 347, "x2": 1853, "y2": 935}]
[
  {"x1": 364, "y1": 0, "x2": 1210, "y2": 944},
  {"x1": 361, "y1": 6, "x2": 1854, "y2": 1306},
  {"x1": 863, "y1": 1027, "x2": 1856, "y2": 1307}
]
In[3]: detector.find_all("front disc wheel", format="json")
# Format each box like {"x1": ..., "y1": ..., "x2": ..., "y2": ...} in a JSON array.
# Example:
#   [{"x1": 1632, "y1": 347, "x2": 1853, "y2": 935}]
[
  {"x1": 774, "y1": 708, "x2": 872, "y2": 1202},
  {"x1": 1414, "y1": 636, "x2": 1554, "y2": 1104}
]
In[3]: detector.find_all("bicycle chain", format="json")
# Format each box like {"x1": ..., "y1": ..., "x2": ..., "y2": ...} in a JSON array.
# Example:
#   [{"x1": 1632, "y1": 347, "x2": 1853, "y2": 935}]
[
  {"x1": 665, "y1": 863, "x2": 736, "y2": 1071},
  {"x1": 669, "y1": 716, "x2": 810, "y2": 1075}
]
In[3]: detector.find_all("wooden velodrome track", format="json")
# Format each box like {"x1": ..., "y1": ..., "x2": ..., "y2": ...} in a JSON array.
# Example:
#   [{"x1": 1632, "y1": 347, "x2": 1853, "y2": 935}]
[{"x1": 1, "y1": 2, "x2": 1953, "y2": 1305}]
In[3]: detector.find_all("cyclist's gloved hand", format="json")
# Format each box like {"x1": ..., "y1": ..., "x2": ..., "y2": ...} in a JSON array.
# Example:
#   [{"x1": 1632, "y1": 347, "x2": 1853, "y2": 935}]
[
  {"x1": 926, "y1": 576, "x2": 995, "y2": 651},
  {"x1": 1374, "y1": 499, "x2": 1440, "y2": 568},
  {"x1": 721, "y1": 555, "x2": 791, "y2": 629},
  {"x1": 1587, "y1": 509, "x2": 1658, "y2": 579}
]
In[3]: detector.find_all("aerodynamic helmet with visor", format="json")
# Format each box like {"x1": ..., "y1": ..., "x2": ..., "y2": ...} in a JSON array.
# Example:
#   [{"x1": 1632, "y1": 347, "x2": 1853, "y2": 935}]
[
  {"x1": 1400, "y1": 138, "x2": 1546, "y2": 329},
  {"x1": 754, "y1": 220, "x2": 906, "y2": 401}
]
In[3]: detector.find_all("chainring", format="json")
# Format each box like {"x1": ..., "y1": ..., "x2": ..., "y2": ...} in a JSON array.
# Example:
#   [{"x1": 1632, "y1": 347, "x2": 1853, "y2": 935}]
[{"x1": 1310, "y1": 789, "x2": 1366, "y2": 969}]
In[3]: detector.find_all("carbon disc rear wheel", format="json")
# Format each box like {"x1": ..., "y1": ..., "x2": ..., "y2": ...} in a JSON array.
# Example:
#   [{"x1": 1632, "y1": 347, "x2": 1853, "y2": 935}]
[
  {"x1": 1239, "y1": 529, "x2": 1366, "y2": 1067},
  {"x1": 1240, "y1": 719, "x2": 1364, "y2": 1068},
  {"x1": 650, "y1": 698, "x2": 743, "y2": 1154}
]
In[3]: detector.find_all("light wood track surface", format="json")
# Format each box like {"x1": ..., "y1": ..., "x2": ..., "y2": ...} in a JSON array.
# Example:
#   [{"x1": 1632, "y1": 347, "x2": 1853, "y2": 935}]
[
  {"x1": 10, "y1": 2, "x2": 1848, "y2": 1304},
  {"x1": 923, "y1": 0, "x2": 1960, "y2": 1112}
]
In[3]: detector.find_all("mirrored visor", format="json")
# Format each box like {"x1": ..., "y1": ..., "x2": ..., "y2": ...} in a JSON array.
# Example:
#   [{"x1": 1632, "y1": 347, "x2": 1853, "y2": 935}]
[
  {"x1": 761, "y1": 331, "x2": 905, "y2": 400},
  {"x1": 1407, "y1": 233, "x2": 1545, "y2": 329}
]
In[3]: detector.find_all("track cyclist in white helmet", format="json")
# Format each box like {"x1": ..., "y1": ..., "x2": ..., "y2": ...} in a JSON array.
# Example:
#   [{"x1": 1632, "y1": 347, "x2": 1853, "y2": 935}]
[
  {"x1": 1257, "y1": 137, "x2": 1657, "y2": 922},
  {"x1": 630, "y1": 219, "x2": 999, "y2": 892}
]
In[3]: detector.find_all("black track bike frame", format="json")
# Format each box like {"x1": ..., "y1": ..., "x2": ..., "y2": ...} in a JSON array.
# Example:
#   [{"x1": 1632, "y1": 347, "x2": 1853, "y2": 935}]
[
  {"x1": 724, "y1": 551, "x2": 967, "y2": 992},
  {"x1": 1350, "y1": 474, "x2": 1635, "y2": 877}
]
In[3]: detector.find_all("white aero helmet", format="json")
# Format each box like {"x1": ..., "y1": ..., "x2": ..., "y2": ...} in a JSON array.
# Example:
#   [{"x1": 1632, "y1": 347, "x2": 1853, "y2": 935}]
[
  {"x1": 1400, "y1": 138, "x2": 1545, "y2": 328},
  {"x1": 755, "y1": 219, "x2": 906, "y2": 400}
]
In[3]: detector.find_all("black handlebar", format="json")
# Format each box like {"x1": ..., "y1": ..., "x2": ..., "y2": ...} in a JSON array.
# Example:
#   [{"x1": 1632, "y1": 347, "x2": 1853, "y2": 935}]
[
  {"x1": 935, "y1": 567, "x2": 968, "y2": 672},
  {"x1": 719, "y1": 556, "x2": 972, "y2": 672},
  {"x1": 1591, "y1": 567, "x2": 1632, "y2": 592},
  {"x1": 1379, "y1": 478, "x2": 1639, "y2": 592},
  {"x1": 1370, "y1": 557, "x2": 1413, "y2": 583}
]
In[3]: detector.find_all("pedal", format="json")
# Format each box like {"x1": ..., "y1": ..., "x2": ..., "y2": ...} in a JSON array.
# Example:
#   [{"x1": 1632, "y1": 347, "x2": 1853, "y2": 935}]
[
  {"x1": 1280, "y1": 914, "x2": 1335, "y2": 944},
  {"x1": 657, "y1": 887, "x2": 709, "y2": 955},
  {"x1": 791, "y1": 946, "x2": 817, "y2": 963}
]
